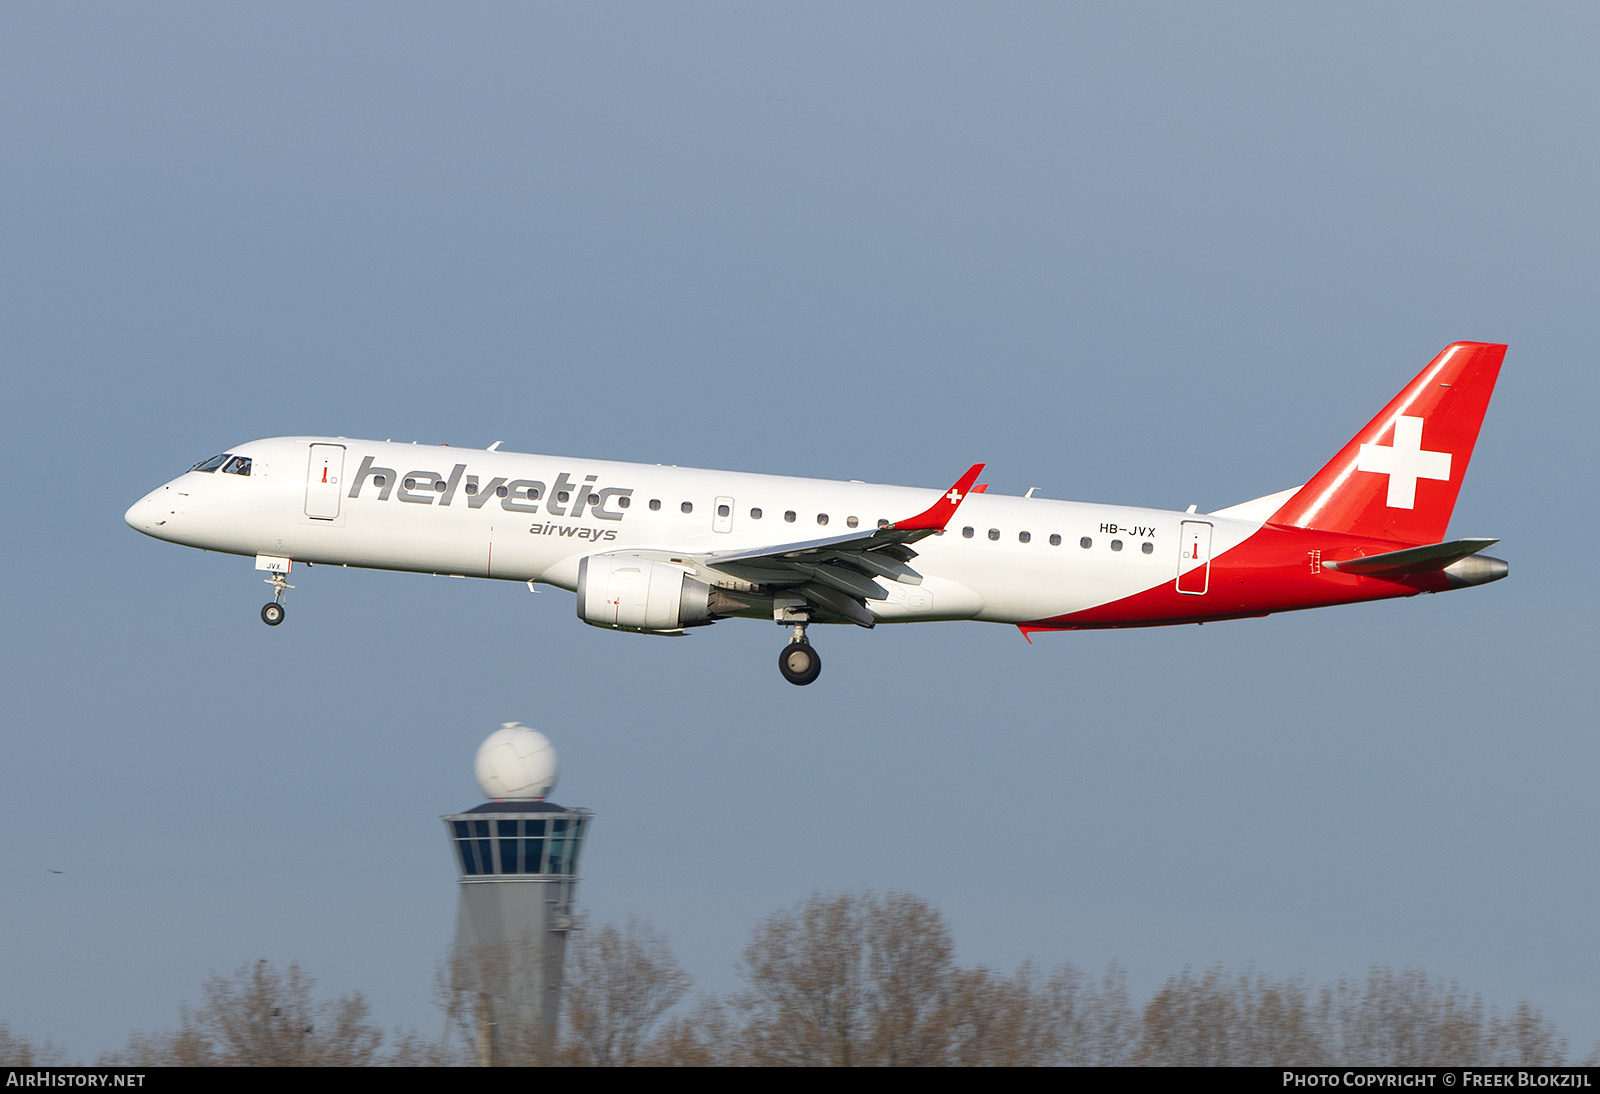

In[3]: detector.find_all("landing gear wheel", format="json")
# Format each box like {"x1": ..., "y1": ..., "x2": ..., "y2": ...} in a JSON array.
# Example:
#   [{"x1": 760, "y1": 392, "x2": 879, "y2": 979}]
[
  {"x1": 260, "y1": 565, "x2": 294, "y2": 626},
  {"x1": 778, "y1": 641, "x2": 821, "y2": 686}
]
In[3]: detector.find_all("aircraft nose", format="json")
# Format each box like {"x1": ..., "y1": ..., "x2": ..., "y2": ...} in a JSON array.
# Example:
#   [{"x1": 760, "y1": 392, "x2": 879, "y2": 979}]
[{"x1": 124, "y1": 488, "x2": 173, "y2": 535}]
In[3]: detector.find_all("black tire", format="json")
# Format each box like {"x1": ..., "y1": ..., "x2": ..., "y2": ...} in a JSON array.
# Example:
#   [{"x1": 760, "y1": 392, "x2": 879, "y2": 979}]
[
  {"x1": 778, "y1": 640, "x2": 821, "y2": 686},
  {"x1": 261, "y1": 603, "x2": 285, "y2": 626}
]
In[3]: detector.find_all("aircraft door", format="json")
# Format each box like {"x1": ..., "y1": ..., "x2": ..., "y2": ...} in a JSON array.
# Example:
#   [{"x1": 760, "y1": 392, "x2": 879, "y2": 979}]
[
  {"x1": 1176, "y1": 521, "x2": 1213, "y2": 595},
  {"x1": 305, "y1": 444, "x2": 345, "y2": 519},
  {"x1": 713, "y1": 496, "x2": 734, "y2": 533}
]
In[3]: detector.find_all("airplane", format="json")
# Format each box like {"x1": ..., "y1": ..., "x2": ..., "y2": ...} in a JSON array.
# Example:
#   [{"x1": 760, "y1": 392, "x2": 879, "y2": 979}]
[{"x1": 125, "y1": 342, "x2": 1508, "y2": 685}]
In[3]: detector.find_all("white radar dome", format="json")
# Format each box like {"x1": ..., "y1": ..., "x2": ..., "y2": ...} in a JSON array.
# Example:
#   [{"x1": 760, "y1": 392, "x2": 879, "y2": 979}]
[{"x1": 475, "y1": 723, "x2": 559, "y2": 800}]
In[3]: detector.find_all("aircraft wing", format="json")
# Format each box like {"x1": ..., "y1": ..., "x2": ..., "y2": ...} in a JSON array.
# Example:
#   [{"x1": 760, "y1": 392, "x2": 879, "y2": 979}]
[
  {"x1": 600, "y1": 463, "x2": 984, "y2": 627},
  {"x1": 706, "y1": 462, "x2": 983, "y2": 625}
]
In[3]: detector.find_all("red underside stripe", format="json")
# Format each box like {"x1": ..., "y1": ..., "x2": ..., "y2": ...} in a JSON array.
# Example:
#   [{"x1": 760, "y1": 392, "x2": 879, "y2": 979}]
[{"x1": 1018, "y1": 524, "x2": 1452, "y2": 632}]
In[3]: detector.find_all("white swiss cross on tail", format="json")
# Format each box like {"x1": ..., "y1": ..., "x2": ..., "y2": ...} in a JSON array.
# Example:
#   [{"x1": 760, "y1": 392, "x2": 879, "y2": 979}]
[{"x1": 1356, "y1": 415, "x2": 1451, "y2": 509}]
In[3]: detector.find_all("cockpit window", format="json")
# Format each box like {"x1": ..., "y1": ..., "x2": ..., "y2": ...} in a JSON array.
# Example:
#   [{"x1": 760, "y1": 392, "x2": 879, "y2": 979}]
[
  {"x1": 221, "y1": 456, "x2": 253, "y2": 476},
  {"x1": 190, "y1": 453, "x2": 230, "y2": 473}
]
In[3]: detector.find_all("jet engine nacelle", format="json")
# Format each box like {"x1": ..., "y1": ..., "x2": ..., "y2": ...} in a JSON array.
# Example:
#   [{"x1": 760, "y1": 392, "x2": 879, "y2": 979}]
[{"x1": 576, "y1": 555, "x2": 717, "y2": 633}]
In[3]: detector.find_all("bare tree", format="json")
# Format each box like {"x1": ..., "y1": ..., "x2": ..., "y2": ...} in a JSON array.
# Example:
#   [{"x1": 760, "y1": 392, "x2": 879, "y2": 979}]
[
  {"x1": 944, "y1": 964, "x2": 1057, "y2": 1066},
  {"x1": 1124, "y1": 964, "x2": 1567, "y2": 1068},
  {"x1": 85, "y1": 897, "x2": 1573, "y2": 1068},
  {"x1": 734, "y1": 893, "x2": 1148, "y2": 1067},
  {"x1": 1042, "y1": 961, "x2": 1137, "y2": 1066},
  {"x1": 736, "y1": 891, "x2": 872, "y2": 1065},
  {"x1": 560, "y1": 918, "x2": 692, "y2": 1066},
  {"x1": 1133, "y1": 966, "x2": 1324, "y2": 1066},
  {"x1": 1322, "y1": 967, "x2": 1566, "y2": 1067},
  {"x1": 735, "y1": 891, "x2": 963, "y2": 1066},
  {"x1": 1488, "y1": 999, "x2": 1568, "y2": 1066},
  {"x1": 1323, "y1": 967, "x2": 1479, "y2": 1066},
  {"x1": 634, "y1": 997, "x2": 738, "y2": 1066},
  {"x1": 0, "y1": 1024, "x2": 66, "y2": 1066},
  {"x1": 380, "y1": 1027, "x2": 466, "y2": 1067},
  {"x1": 101, "y1": 1021, "x2": 213, "y2": 1067},
  {"x1": 101, "y1": 960, "x2": 382, "y2": 1066},
  {"x1": 863, "y1": 891, "x2": 959, "y2": 1064}
]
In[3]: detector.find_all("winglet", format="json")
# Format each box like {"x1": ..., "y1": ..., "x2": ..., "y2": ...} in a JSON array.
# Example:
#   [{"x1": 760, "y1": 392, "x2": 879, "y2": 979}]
[{"x1": 893, "y1": 463, "x2": 985, "y2": 532}]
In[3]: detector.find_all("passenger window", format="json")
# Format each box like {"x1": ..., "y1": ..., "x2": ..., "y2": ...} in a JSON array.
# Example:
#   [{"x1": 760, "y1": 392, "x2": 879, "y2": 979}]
[
  {"x1": 617, "y1": 495, "x2": 630, "y2": 508},
  {"x1": 1111, "y1": 539, "x2": 1123, "y2": 552},
  {"x1": 681, "y1": 501, "x2": 693, "y2": 514},
  {"x1": 750, "y1": 507, "x2": 763, "y2": 519},
  {"x1": 464, "y1": 483, "x2": 478, "y2": 496},
  {"x1": 1142, "y1": 541, "x2": 1154, "y2": 554},
  {"x1": 558, "y1": 491, "x2": 570, "y2": 503},
  {"x1": 878, "y1": 519, "x2": 890, "y2": 529},
  {"x1": 190, "y1": 453, "x2": 230, "y2": 473},
  {"x1": 649, "y1": 499, "x2": 661, "y2": 510},
  {"x1": 1080, "y1": 537, "x2": 1092, "y2": 548},
  {"x1": 588, "y1": 493, "x2": 599, "y2": 505},
  {"x1": 847, "y1": 516, "x2": 859, "y2": 528},
  {"x1": 435, "y1": 480, "x2": 447, "y2": 492},
  {"x1": 717, "y1": 504, "x2": 730, "y2": 517},
  {"x1": 221, "y1": 456, "x2": 252, "y2": 476},
  {"x1": 784, "y1": 511, "x2": 796, "y2": 523},
  {"x1": 497, "y1": 486, "x2": 510, "y2": 498},
  {"x1": 817, "y1": 513, "x2": 829, "y2": 525},
  {"x1": 1018, "y1": 531, "x2": 1030, "y2": 543},
  {"x1": 988, "y1": 528, "x2": 1000, "y2": 541},
  {"x1": 962, "y1": 526, "x2": 974, "y2": 538},
  {"x1": 1049, "y1": 534, "x2": 1061, "y2": 546}
]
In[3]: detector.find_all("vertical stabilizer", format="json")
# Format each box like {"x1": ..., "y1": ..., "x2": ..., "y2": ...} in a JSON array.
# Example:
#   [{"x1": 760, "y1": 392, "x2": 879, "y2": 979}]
[{"x1": 1268, "y1": 342, "x2": 1505, "y2": 544}]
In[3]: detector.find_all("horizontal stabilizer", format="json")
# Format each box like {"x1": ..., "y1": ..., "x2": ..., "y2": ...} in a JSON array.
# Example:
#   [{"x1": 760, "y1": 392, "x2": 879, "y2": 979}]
[{"x1": 1324, "y1": 538, "x2": 1499, "y2": 575}]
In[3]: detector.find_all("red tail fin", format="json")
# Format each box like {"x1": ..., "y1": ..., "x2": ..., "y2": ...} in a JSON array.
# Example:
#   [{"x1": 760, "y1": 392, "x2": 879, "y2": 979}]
[{"x1": 1269, "y1": 342, "x2": 1505, "y2": 544}]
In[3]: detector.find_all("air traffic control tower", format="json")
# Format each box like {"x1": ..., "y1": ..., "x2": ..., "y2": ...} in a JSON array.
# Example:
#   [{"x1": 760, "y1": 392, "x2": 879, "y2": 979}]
[{"x1": 443, "y1": 723, "x2": 591, "y2": 1064}]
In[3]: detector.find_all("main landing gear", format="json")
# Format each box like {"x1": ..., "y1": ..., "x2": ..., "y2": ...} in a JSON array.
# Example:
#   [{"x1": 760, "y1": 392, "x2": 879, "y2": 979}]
[
  {"x1": 778, "y1": 623, "x2": 822, "y2": 686},
  {"x1": 261, "y1": 569, "x2": 293, "y2": 627}
]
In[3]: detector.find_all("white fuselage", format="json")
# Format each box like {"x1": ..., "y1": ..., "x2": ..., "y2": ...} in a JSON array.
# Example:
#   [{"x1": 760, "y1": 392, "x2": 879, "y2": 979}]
[{"x1": 125, "y1": 437, "x2": 1254, "y2": 626}]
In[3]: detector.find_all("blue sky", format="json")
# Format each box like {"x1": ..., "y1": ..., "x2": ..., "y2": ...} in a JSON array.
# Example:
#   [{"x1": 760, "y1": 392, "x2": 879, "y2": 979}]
[{"x1": 3, "y1": 3, "x2": 1598, "y2": 1057}]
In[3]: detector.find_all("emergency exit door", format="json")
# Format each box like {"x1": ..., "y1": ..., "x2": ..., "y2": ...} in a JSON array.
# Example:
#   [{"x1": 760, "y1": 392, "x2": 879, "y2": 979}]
[
  {"x1": 1176, "y1": 521, "x2": 1213, "y2": 595},
  {"x1": 305, "y1": 444, "x2": 345, "y2": 519}
]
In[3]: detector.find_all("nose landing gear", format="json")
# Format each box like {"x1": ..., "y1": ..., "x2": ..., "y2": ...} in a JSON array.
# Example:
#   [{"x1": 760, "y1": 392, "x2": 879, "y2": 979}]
[
  {"x1": 778, "y1": 623, "x2": 821, "y2": 686},
  {"x1": 261, "y1": 569, "x2": 293, "y2": 627}
]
